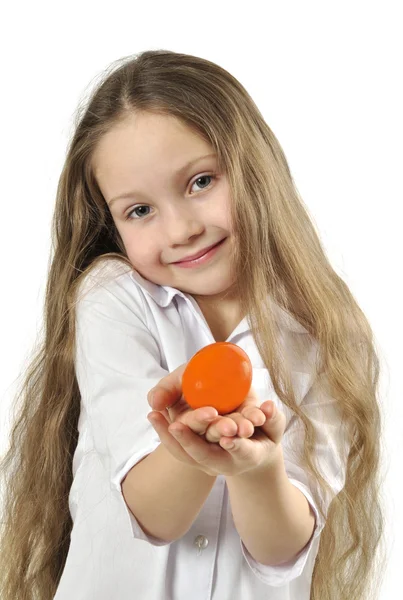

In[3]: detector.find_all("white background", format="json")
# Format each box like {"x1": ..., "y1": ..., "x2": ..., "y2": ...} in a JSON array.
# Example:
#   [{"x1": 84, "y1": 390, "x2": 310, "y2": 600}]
[{"x1": 1, "y1": 1, "x2": 401, "y2": 597}]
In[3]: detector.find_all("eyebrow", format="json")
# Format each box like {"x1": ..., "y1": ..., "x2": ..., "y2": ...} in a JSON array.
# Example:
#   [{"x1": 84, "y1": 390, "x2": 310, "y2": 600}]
[{"x1": 107, "y1": 153, "x2": 217, "y2": 208}]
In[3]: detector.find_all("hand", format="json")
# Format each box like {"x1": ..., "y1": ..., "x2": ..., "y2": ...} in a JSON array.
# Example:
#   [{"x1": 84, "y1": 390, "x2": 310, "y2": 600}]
[
  {"x1": 147, "y1": 398, "x2": 285, "y2": 477},
  {"x1": 147, "y1": 362, "x2": 265, "y2": 442},
  {"x1": 147, "y1": 364, "x2": 287, "y2": 477},
  {"x1": 203, "y1": 396, "x2": 267, "y2": 442}
]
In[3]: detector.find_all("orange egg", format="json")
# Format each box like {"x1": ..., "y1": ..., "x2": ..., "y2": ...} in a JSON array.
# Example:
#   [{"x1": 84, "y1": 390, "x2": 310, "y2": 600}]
[{"x1": 182, "y1": 342, "x2": 253, "y2": 415}]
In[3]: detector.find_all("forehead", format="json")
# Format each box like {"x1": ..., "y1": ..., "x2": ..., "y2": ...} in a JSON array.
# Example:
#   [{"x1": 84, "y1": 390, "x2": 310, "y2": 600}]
[
  {"x1": 92, "y1": 112, "x2": 211, "y2": 174},
  {"x1": 91, "y1": 112, "x2": 216, "y2": 201}
]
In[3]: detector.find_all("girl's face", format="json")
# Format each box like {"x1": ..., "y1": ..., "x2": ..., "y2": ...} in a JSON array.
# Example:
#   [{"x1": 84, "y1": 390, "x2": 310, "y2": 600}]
[{"x1": 92, "y1": 112, "x2": 237, "y2": 303}]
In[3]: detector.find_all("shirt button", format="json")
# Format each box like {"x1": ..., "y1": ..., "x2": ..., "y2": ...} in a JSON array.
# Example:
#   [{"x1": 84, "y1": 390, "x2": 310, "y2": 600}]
[{"x1": 194, "y1": 534, "x2": 209, "y2": 554}]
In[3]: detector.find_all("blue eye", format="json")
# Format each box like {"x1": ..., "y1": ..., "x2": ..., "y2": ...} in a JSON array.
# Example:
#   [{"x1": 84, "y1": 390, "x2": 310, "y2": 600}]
[
  {"x1": 125, "y1": 174, "x2": 216, "y2": 221},
  {"x1": 127, "y1": 205, "x2": 151, "y2": 219},
  {"x1": 192, "y1": 174, "x2": 214, "y2": 191}
]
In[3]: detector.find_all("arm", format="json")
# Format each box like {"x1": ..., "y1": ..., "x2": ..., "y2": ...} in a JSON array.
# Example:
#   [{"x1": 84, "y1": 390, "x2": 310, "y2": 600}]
[
  {"x1": 122, "y1": 442, "x2": 217, "y2": 543},
  {"x1": 74, "y1": 264, "x2": 218, "y2": 545},
  {"x1": 226, "y1": 446, "x2": 316, "y2": 567}
]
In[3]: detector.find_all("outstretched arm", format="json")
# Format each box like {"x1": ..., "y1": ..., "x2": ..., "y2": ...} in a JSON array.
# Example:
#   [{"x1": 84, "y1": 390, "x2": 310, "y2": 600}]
[{"x1": 226, "y1": 443, "x2": 316, "y2": 567}]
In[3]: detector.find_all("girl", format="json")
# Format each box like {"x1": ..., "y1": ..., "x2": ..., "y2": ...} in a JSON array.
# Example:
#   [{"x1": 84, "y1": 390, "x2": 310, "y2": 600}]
[{"x1": 0, "y1": 50, "x2": 386, "y2": 600}]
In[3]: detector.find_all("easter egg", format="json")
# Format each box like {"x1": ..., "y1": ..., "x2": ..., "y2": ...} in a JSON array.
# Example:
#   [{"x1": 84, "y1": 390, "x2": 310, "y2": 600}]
[{"x1": 182, "y1": 342, "x2": 253, "y2": 415}]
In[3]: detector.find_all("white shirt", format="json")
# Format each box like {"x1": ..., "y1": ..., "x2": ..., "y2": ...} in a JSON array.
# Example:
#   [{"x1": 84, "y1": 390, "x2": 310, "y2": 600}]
[{"x1": 54, "y1": 258, "x2": 349, "y2": 600}]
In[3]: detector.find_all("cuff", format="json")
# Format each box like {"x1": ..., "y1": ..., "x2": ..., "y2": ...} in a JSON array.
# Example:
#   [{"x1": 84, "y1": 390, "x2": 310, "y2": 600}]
[
  {"x1": 241, "y1": 479, "x2": 324, "y2": 587},
  {"x1": 111, "y1": 442, "x2": 171, "y2": 546}
]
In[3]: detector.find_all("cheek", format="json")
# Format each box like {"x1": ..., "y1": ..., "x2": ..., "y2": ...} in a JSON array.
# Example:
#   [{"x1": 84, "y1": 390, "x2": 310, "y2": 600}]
[
  {"x1": 211, "y1": 188, "x2": 232, "y2": 228},
  {"x1": 214, "y1": 203, "x2": 232, "y2": 232},
  {"x1": 124, "y1": 235, "x2": 158, "y2": 266}
]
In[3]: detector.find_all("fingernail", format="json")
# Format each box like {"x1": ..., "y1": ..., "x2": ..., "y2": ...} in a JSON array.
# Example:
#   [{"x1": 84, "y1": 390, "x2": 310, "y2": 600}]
[{"x1": 204, "y1": 409, "x2": 218, "y2": 420}]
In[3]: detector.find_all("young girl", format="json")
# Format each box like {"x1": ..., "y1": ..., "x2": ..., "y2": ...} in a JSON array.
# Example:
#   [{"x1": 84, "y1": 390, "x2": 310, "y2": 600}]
[{"x1": 0, "y1": 50, "x2": 386, "y2": 600}]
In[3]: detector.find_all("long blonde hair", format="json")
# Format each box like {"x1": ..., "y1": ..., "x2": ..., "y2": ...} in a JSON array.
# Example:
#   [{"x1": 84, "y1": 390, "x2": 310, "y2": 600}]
[{"x1": 0, "y1": 49, "x2": 387, "y2": 599}]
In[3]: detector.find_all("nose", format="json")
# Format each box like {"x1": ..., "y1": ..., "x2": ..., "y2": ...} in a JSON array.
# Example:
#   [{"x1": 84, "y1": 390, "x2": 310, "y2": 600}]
[{"x1": 163, "y1": 205, "x2": 205, "y2": 247}]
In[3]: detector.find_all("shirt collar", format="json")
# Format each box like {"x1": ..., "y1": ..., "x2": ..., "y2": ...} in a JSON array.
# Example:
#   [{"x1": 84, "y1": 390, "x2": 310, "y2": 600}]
[{"x1": 129, "y1": 269, "x2": 308, "y2": 335}]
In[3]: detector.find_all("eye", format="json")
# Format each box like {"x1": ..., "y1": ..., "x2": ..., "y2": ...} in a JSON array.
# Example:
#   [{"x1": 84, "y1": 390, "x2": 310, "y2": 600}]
[
  {"x1": 125, "y1": 205, "x2": 151, "y2": 220},
  {"x1": 124, "y1": 173, "x2": 216, "y2": 220},
  {"x1": 190, "y1": 174, "x2": 214, "y2": 192}
]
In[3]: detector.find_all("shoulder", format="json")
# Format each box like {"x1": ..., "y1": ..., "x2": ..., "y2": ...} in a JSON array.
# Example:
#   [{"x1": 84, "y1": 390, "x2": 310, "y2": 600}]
[
  {"x1": 270, "y1": 300, "x2": 310, "y2": 335},
  {"x1": 269, "y1": 299, "x2": 320, "y2": 376},
  {"x1": 76, "y1": 256, "x2": 132, "y2": 295},
  {"x1": 74, "y1": 256, "x2": 146, "y2": 320}
]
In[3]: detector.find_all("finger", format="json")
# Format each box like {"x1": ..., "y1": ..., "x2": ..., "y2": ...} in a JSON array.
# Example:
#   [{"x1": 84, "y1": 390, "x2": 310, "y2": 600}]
[
  {"x1": 218, "y1": 435, "x2": 256, "y2": 462},
  {"x1": 259, "y1": 401, "x2": 287, "y2": 445},
  {"x1": 147, "y1": 363, "x2": 187, "y2": 411},
  {"x1": 222, "y1": 412, "x2": 255, "y2": 438},
  {"x1": 168, "y1": 422, "x2": 226, "y2": 469},
  {"x1": 204, "y1": 416, "x2": 238, "y2": 443},
  {"x1": 160, "y1": 407, "x2": 172, "y2": 424},
  {"x1": 235, "y1": 384, "x2": 261, "y2": 412},
  {"x1": 179, "y1": 407, "x2": 219, "y2": 435},
  {"x1": 240, "y1": 405, "x2": 266, "y2": 427},
  {"x1": 147, "y1": 411, "x2": 197, "y2": 466}
]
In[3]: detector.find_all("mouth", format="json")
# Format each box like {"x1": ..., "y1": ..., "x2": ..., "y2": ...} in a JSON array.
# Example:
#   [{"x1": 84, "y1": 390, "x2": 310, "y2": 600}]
[
  {"x1": 173, "y1": 238, "x2": 227, "y2": 264},
  {"x1": 172, "y1": 237, "x2": 227, "y2": 267}
]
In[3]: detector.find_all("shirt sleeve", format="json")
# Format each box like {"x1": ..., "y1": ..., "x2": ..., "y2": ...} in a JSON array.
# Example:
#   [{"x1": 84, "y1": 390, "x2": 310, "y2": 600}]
[
  {"x1": 74, "y1": 266, "x2": 172, "y2": 546},
  {"x1": 241, "y1": 369, "x2": 351, "y2": 586}
]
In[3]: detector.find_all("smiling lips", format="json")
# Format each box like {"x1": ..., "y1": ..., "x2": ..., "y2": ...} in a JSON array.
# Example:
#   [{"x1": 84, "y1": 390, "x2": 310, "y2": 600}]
[{"x1": 173, "y1": 238, "x2": 226, "y2": 263}]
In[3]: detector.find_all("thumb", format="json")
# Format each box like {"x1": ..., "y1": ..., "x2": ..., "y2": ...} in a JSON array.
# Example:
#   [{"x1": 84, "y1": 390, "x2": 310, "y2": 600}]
[
  {"x1": 147, "y1": 363, "x2": 187, "y2": 411},
  {"x1": 235, "y1": 383, "x2": 261, "y2": 412},
  {"x1": 259, "y1": 400, "x2": 287, "y2": 445}
]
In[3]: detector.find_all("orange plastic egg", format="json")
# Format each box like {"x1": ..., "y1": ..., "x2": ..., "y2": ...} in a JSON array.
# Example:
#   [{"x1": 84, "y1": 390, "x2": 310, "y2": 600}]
[{"x1": 182, "y1": 342, "x2": 253, "y2": 415}]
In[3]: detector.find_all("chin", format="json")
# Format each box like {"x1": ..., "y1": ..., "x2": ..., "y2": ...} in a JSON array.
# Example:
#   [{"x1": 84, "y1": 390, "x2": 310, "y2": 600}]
[{"x1": 179, "y1": 275, "x2": 236, "y2": 297}]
